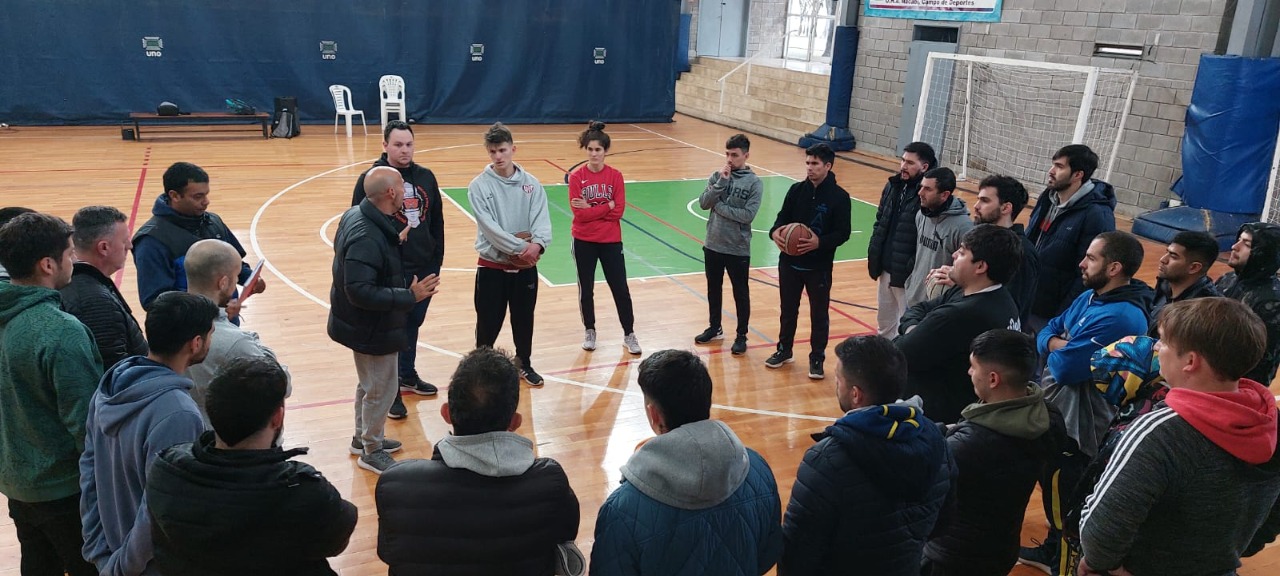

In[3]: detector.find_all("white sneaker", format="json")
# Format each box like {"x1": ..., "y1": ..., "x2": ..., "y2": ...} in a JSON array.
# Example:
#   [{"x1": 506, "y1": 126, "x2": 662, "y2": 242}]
[
  {"x1": 624, "y1": 333, "x2": 642, "y2": 355},
  {"x1": 582, "y1": 329, "x2": 597, "y2": 351}
]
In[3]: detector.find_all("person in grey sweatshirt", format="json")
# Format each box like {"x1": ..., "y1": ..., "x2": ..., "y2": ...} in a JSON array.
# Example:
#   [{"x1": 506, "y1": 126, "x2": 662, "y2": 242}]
[
  {"x1": 694, "y1": 133, "x2": 763, "y2": 356},
  {"x1": 905, "y1": 167, "x2": 972, "y2": 307},
  {"x1": 467, "y1": 123, "x2": 553, "y2": 386},
  {"x1": 79, "y1": 291, "x2": 216, "y2": 576}
]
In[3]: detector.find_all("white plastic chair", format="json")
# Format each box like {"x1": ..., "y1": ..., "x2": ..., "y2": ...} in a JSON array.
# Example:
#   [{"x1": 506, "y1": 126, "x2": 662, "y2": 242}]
[
  {"x1": 379, "y1": 75, "x2": 406, "y2": 129},
  {"x1": 329, "y1": 85, "x2": 367, "y2": 137}
]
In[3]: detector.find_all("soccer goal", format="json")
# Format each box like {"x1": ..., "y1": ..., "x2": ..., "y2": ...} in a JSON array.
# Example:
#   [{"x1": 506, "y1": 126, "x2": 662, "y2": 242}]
[
  {"x1": 912, "y1": 53, "x2": 1139, "y2": 190},
  {"x1": 1263, "y1": 127, "x2": 1280, "y2": 224}
]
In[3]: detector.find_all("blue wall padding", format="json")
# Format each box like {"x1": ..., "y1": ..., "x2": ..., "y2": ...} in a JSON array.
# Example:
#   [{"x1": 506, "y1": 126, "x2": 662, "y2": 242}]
[
  {"x1": 677, "y1": 13, "x2": 692, "y2": 74},
  {"x1": 0, "y1": 0, "x2": 680, "y2": 125},
  {"x1": 1170, "y1": 55, "x2": 1280, "y2": 214},
  {"x1": 825, "y1": 26, "x2": 858, "y2": 128},
  {"x1": 1132, "y1": 206, "x2": 1254, "y2": 252}
]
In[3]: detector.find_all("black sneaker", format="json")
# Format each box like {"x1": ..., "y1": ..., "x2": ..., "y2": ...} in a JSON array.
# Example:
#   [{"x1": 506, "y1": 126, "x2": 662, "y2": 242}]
[
  {"x1": 388, "y1": 394, "x2": 407, "y2": 420},
  {"x1": 808, "y1": 358, "x2": 825, "y2": 380},
  {"x1": 399, "y1": 376, "x2": 438, "y2": 396},
  {"x1": 1017, "y1": 538, "x2": 1060, "y2": 575},
  {"x1": 694, "y1": 326, "x2": 724, "y2": 344},
  {"x1": 731, "y1": 335, "x2": 748, "y2": 356},
  {"x1": 521, "y1": 365, "x2": 545, "y2": 386},
  {"x1": 764, "y1": 348, "x2": 794, "y2": 369}
]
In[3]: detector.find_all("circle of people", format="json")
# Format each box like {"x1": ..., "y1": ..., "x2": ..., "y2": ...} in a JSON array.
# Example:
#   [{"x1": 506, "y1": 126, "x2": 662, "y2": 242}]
[{"x1": 1, "y1": 123, "x2": 1278, "y2": 576}]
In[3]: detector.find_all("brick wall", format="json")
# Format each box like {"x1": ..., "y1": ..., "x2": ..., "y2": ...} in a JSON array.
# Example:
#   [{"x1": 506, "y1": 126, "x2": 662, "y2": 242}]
[{"x1": 747, "y1": 0, "x2": 788, "y2": 57}]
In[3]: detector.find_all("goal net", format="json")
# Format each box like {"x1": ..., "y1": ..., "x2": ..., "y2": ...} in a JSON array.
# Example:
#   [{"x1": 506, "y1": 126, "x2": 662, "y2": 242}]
[
  {"x1": 912, "y1": 54, "x2": 1138, "y2": 193},
  {"x1": 1265, "y1": 128, "x2": 1280, "y2": 224}
]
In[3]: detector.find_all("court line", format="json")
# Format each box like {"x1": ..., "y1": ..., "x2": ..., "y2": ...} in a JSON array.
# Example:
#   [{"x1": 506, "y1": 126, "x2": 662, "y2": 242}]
[
  {"x1": 116, "y1": 146, "x2": 151, "y2": 287},
  {"x1": 254, "y1": 152, "x2": 833, "y2": 422},
  {"x1": 753, "y1": 268, "x2": 879, "y2": 334}
]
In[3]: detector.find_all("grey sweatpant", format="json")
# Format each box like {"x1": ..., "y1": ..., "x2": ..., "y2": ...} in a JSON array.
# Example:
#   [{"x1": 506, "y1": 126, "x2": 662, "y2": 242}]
[{"x1": 353, "y1": 351, "x2": 397, "y2": 454}]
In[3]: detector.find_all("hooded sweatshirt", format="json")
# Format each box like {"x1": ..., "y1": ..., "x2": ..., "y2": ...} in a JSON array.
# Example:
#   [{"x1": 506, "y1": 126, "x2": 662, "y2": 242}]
[
  {"x1": 376, "y1": 431, "x2": 580, "y2": 576},
  {"x1": 80, "y1": 355, "x2": 206, "y2": 576},
  {"x1": 905, "y1": 195, "x2": 973, "y2": 306},
  {"x1": 1216, "y1": 222, "x2": 1280, "y2": 384},
  {"x1": 700, "y1": 166, "x2": 764, "y2": 257},
  {"x1": 1038, "y1": 279, "x2": 1153, "y2": 454},
  {"x1": 781, "y1": 400, "x2": 953, "y2": 576},
  {"x1": 1148, "y1": 274, "x2": 1221, "y2": 338},
  {"x1": 1080, "y1": 379, "x2": 1280, "y2": 576},
  {"x1": 351, "y1": 153, "x2": 445, "y2": 276},
  {"x1": 467, "y1": 163, "x2": 553, "y2": 269},
  {"x1": 592, "y1": 419, "x2": 783, "y2": 576},
  {"x1": 132, "y1": 194, "x2": 251, "y2": 310},
  {"x1": 1026, "y1": 179, "x2": 1118, "y2": 318},
  {"x1": 0, "y1": 282, "x2": 102, "y2": 503},
  {"x1": 769, "y1": 172, "x2": 852, "y2": 271}
]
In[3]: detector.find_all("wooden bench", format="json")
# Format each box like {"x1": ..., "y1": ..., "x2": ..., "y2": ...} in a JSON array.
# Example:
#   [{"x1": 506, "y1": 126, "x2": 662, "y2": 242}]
[{"x1": 128, "y1": 112, "x2": 271, "y2": 140}]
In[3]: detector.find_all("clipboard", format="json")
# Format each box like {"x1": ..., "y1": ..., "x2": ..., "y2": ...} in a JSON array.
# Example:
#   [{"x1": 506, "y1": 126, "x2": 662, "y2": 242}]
[{"x1": 239, "y1": 260, "x2": 266, "y2": 303}]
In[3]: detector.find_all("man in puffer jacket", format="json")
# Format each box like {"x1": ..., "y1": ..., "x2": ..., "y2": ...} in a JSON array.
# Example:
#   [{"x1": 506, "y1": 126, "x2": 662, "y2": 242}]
[
  {"x1": 868, "y1": 142, "x2": 936, "y2": 337},
  {"x1": 591, "y1": 350, "x2": 782, "y2": 576},
  {"x1": 780, "y1": 336, "x2": 953, "y2": 576},
  {"x1": 923, "y1": 330, "x2": 1066, "y2": 576},
  {"x1": 1215, "y1": 222, "x2": 1280, "y2": 385}
]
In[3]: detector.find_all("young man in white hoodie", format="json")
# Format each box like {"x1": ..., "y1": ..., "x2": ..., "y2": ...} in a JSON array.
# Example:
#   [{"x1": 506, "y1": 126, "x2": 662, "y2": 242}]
[{"x1": 467, "y1": 123, "x2": 553, "y2": 386}]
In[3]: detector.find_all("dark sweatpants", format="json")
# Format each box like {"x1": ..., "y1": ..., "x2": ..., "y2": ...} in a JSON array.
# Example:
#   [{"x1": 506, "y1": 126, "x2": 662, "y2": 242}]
[
  {"x1": 778, "y1": 263, "x2": 832, "y2": 361},
  {"x1": 704, "y1": 247, "x2": 751, "y2": 336},
  {"x1": 573, "y1": 239, "x2": 634, "y2": 333},
  {"x1": 474, "y1": 266, "x2": 539, "y2": 367}
]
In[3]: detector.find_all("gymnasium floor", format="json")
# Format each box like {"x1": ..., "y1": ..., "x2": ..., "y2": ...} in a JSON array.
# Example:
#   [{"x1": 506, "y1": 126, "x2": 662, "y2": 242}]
[{"x1": 0, "y1": 114, "x2": 1275, "y2": 575}]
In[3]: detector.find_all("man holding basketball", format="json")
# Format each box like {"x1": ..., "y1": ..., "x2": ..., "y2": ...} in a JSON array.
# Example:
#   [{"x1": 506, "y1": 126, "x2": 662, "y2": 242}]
[{"x1": 767, "y1": 144, "x2": 851, "y2": 379}]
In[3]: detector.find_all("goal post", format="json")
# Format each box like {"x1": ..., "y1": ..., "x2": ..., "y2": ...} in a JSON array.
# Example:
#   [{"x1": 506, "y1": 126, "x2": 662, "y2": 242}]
[
  {"x1": 912, "y1": 53, "x2": 1139, "y2": 191},
  {"x1": 1263, "y1": 126, "x2": 1280, "y2": 224}
]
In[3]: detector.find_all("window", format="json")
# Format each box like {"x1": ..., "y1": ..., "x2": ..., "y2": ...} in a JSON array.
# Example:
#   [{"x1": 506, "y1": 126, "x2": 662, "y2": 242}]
[{"x1": 784, "y1": 0, "x2": 839, "y2": 62}]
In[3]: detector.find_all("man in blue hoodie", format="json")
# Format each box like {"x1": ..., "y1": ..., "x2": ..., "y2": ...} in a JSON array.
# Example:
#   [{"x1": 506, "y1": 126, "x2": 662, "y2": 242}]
[
  {"x1": 1022, "y1": 230, "x2": 1152, "y2": 575},
  {"x1": 132, "y1": 162, "x2": 265, "y2": 312},
  {"x1": 780, "y1": 335, "x2": 952, "y2": 575},
  {"x1": 79, "y1": 291, "x2": 217, "y2": 576},
  {"x1": 591, "y1": 349, "x2": 782, "y2": 576}
]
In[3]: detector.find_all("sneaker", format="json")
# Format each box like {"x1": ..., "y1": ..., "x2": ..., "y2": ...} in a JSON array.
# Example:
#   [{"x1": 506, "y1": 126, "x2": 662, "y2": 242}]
[
  {"x1": 349, "y1": 436, "x2": 403, "y2": 455},
  {"x1": 808, "y1": 358, "x2": 825, "y2": 380},
  {"x1": 399, "y1": 376, "x2": 438, "y2": 396},
  {"x1": 357, "y1": 450, "x2": 397, "y2": 475},
  {"x1": 623, "y1": 333, "x2": 642, "y2": 355},
  {"x1": 582, "y1": 329, "x2": 597, "y2": 351},
  {"x1": 1017, "y1": 538, "x2": 1060, "y2": 575},
  {"x1": 764, "y1": 348, "x2": 794, "y2": 369},
  {"x1": 694, "y1": 326, "x2": 724, "y2": 344},
  {"x1": 521, "y1": 364, "x2": 545, "y2": 386},
  {"x1": 388, "y1": 394, "x2": 407, "y2": 420},
  {"x1": 731, "y1": 335, "x2": 748, "y2": 356}
]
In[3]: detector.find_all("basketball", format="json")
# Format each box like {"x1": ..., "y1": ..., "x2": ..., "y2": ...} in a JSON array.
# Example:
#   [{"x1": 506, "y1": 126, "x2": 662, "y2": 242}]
[
  {"x1": 779, "y1": 223, "x2": 814, "y2": 256},
  {"x1": 509, "y1": 231, "x2": 536, "y2": 269}
]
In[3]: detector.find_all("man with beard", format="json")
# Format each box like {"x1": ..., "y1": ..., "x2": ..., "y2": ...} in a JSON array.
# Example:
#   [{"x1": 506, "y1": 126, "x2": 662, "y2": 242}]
[
  {"x1": 1148, "y1": 231, "x2": 1220, "y2": 337},
  {"x1": 1021, "y1": 231, "x2": 1152, "y2": 575},
  {"x1": 1025, "y1": 145, "x2": 1117, "y2": 334},
  {"x1": 867, "y1": 141, "x2": 936, "y2": 337},
  {"x1": 904, "y1": 167, "x2": 972, "y2": 307},
  {"x1": 80, "y1": 292, "x2": 217, "y2": 576},
  {"x1": 1215, "y1": 223, "x2": 1280, "y2": 384}
]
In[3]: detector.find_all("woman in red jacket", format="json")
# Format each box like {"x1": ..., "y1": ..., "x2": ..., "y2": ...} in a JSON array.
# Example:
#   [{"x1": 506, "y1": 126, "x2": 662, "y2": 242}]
[{"x1": 569, "y1": 121, "x2": 640, "y2": 354}]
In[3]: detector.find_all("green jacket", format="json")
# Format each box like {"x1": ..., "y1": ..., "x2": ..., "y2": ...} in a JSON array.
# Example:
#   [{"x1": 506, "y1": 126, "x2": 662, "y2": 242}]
[{"x1": 0, "y1": 282, "x2": 103, "y2": 502}]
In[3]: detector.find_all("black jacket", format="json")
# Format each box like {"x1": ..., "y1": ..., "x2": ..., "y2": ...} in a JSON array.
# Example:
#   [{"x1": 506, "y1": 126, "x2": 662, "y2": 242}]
[
  {"x1": 145, "y1": 432, "x2": 357, "y2": 576},
  {"x1": 60, "y1": 262, "x2": 147, "y2": 368},
  {"x1": 1008, "y1": 223, "x2": 1041, "y2": 330},
  {"x1": 769, "y1": 172, "x2": 852, "y2": 271},
  {"x1": 1025, "y1": 180, "x2": 1117, "y2": 319},
  {"x1": 132, "y1": 194, "x2": 252, "y2": 310},
  {"x1": 352, "y1": 154, "x2": 445, "y2": 276},
  {"x1": 924, "y1": 393, "x2": 1067, "y2": 575},
  {"x1": 867, "y1": 172, "x2": 924, "y2": 287},
  {"x1": 1216, "y1": 222, "x2": 1280, "y2": 383},
  {"x1": 1147, "y1": 275, "x2": 1221, "y2": 337},
  {"x1": 327, "y1": 199, "x2": 417, "y2": 355},
  {"x1": 376, "y1": 439, "x2": 580, "y2": 576},
  {"x1": 895, "y1": 286, "x2": 1022, "y2": 424}
]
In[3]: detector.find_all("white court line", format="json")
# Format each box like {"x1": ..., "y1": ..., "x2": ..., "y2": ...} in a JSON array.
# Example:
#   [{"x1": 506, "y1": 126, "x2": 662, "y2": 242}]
[{"x1": 251, "y1": 149, "x2": 837, "y2": 423}]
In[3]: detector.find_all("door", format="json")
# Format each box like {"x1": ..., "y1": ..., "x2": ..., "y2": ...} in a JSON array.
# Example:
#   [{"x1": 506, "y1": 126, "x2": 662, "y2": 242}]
[
  {"x1": 698, "y1": 0, "x2": 748, "y2": 57},
  {"x1": 898, "y1": 40, "x2": 958, "y2": 156}
]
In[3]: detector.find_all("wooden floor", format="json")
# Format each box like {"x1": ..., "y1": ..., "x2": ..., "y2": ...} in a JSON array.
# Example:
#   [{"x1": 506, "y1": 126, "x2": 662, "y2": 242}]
[{"x1": 0, "y1": 115, "x2": 1275, "y2": 575}]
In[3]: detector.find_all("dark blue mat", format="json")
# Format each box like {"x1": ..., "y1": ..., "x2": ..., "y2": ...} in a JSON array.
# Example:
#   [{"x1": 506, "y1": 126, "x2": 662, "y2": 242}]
[{"x1": 1132, "y1": 206, "x2": 1256, "y2": 251}]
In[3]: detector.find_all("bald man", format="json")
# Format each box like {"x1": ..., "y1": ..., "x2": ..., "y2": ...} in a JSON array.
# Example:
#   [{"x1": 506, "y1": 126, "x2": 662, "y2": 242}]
[
  {"x1": 329, "y1": 166, "x2": 439, "y2": 474},
  {"x1": 184, "y1": 239, "x2": 291, "y2": 427}
]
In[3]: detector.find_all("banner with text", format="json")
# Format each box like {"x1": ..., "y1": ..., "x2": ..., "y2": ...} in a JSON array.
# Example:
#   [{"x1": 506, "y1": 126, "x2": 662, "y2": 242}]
[{"x1": 865, "y1": 0, "x2": 1002, "y2": 22}]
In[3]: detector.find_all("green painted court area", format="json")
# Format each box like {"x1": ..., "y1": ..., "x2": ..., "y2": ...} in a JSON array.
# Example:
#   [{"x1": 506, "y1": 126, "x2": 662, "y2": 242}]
[{"x1": 443, "y1": 176, "x2": 878, "y2": 286}]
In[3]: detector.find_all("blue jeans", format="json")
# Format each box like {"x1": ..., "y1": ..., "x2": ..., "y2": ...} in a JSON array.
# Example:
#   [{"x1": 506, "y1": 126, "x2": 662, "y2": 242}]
[{"x1": 398, "y1": 268, "x2": 438, "y2": 380}]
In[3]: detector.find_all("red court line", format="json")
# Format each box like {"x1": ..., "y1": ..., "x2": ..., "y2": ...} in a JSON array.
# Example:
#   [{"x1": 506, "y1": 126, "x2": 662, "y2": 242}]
[
  {"x1": 115, "y1": 147, "x2": 151, "y2": 287},
  {"x1": 622, "y1": 201, "x2": 707, "y2": 246},
  {"x1": 544, "y1": 159, "x2": 569, "y2": 173},
  {"x1": 752, "y1": 268, "x2": 879, "y2": 334}
]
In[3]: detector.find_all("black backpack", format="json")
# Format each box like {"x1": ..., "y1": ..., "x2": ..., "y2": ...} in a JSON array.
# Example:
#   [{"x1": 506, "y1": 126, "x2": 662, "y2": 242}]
[{"x1": 271, "y1": 96, "x2": 300, "y2": 138}]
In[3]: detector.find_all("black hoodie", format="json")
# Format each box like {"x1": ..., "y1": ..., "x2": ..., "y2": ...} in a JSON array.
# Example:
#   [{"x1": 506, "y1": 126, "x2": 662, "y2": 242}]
[
  {"x1": 769, "y1": 172, "x2": 852, "y2": 271},
  {"x1": 1216, "y1": 222, "x2": 1280, "y2": 383},
  {"x1": 352, "y1": 154, "x2": 445, "y2": 276}
]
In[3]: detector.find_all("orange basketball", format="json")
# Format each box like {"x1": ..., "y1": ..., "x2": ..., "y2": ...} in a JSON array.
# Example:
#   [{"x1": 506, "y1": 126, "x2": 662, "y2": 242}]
[
  {"x1": 508, "y1": 231, "x2": 537, "y2": 269},
  {"x1": 780, "y1": 223, "x2": 814, "y2": 256}
]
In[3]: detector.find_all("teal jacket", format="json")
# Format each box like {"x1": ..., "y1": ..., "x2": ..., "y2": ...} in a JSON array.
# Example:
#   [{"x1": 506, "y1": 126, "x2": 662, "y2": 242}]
[{"x1": 0, "y1": 282, "x2": 103, "y2": 502}]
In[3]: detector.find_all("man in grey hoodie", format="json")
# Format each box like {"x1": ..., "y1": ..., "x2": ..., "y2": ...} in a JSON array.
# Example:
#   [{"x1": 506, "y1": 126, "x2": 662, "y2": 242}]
[
  {"x1": 468, "y1": 122, "x2": 553, "y2": 386},
  {"x1": 375, "y1": 347, "x2": 580, "y2": 575},
  {"x1": 591, "y1": 349, "x2": 783, "y2": 575},
  {"x1": 79, "y1": 291, "x2": 216, "y2": 576},
  {"x1": 694, "y1": 133, "x2": 763, "y2": 356},
  {"x1": 905, "y1": 167, "x2": 972, "y2": 307}
]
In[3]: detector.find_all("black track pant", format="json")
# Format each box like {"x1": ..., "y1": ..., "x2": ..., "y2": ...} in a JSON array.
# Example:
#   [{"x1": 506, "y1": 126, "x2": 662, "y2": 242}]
[
  {"x1": 778, "y1": 263, "x2": 832, "y2": 361},
  {"x1": 704, "y1": 247, "x2": 751, "y2": 336},
  {"x1": 573, "y1": 239, "x2": 634, "y2": 333},
  {"x1": 475, "y1": 266, "x2": 539, "y2": 366}
]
